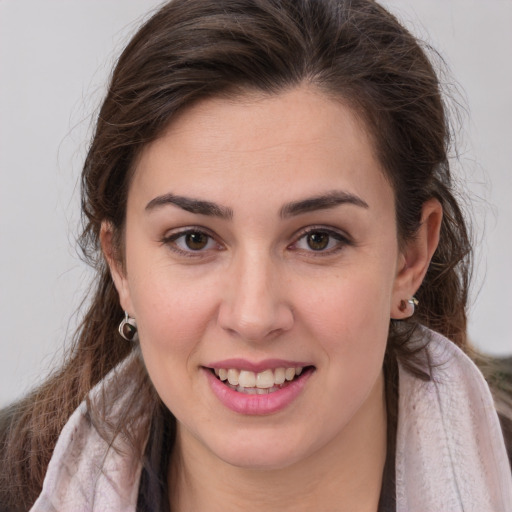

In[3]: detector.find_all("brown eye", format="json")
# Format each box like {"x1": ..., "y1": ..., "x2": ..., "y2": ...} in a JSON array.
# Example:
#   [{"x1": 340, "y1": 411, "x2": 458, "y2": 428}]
[
  {"x1": 306, "y1": 232, "x2": 330, "y2": 251},
  {"x1": 164, "y1": 229, "x2": 218, "y2": 254},
  {"x1": 185, "y1": 231, "x2": 209, "y2": 250},
  {"x1": 291, "y1": 227, "x2": 350, "y2": 255}
]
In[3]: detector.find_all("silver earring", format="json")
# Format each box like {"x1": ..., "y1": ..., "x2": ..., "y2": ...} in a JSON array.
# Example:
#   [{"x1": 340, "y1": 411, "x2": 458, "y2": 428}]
[
  {"x1": 119, "y1": 311, "x2": 138, "y2": 341},
  {"x1": 407, "y1": 297, "x2": 419, "y2": 315}
]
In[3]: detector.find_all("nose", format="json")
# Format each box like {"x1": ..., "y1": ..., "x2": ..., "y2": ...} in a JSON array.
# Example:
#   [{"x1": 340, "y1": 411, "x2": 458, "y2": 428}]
[{"x1": 218, "y1": 250, "x2": 294, "y2": 342}]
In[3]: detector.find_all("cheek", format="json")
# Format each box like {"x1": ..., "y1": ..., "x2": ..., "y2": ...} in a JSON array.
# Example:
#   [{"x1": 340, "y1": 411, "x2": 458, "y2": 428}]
[
  {"x1": 297, "y1": 262, "x2": 394, "y2": 376},
  {"x1": 138, "y1": 289, "x2": 210, "y2": 343},
  {"x1": 127, "y1": 255, "x2": 218, "y2": 342},
  {"x1": 128, "y1": 274, "x2": 220, "y2": 419},
  {"x1": 124, "y1": 259, "x2": 221, "y2": 397},
  {"x1": 301, "y1": 264, "x2": 393, "y2": 335}
]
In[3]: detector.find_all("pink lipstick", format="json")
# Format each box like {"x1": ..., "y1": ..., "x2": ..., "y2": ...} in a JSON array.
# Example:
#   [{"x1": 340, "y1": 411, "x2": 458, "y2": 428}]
[{"x1": 203, "y1": 364, "x2": 314, "y2": 415}]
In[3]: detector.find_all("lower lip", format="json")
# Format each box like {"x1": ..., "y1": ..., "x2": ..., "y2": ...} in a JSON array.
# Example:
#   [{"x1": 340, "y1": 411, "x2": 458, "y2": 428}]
[{"x1": 204, "y1": 367, "x2": 314, "y2": 415}]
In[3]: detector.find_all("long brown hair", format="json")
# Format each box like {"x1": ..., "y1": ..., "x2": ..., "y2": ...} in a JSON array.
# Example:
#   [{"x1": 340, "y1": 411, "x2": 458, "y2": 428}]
[{"x1": 1, "y1": 0, "x2": 474, "y2": 508}]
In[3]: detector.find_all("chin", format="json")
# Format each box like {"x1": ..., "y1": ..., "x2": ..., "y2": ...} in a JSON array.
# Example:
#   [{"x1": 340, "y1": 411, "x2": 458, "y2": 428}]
[
  {"x1": 207, "y1": 430, "x2": 312, "y2": 471},
  {"x1": 221, "y1": 450, "x2": 302, "y2": 471}
]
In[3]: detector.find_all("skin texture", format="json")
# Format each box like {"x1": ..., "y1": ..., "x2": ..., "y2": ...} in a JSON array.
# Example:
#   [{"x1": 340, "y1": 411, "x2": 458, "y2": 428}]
[{"x1": 102, "y1": 86, "x2": 442, "y2": 511}]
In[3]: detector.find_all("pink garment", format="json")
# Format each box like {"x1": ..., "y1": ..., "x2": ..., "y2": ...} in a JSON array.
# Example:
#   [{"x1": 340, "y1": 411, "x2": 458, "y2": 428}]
[
  {"x1": 31, "y1": 329, "x2": 512, "y2": 511},
  {"x1": 396, "y1": 330, "x2": 512, "y2": 510}
]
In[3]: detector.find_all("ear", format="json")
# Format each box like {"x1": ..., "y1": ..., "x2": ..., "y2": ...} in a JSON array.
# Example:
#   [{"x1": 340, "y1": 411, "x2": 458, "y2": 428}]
[
  {"x1": 100, "y1": 221, "x2": 134, "y2": 315},
  {"x1": 390, "y1": 198, "x2": 443, "y2": 319}
]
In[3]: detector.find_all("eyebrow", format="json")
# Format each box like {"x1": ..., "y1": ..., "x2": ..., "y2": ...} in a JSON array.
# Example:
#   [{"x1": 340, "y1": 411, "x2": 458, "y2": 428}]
[
  {"x1": 145, "y1": 193, "x2": 234, "y2": 220},
  {"x1": 145, "y1": 190, "x2": 368, "y2": 220},
  {"x1": 279, "y1": 191, "x2": 369, "y2": 218}
]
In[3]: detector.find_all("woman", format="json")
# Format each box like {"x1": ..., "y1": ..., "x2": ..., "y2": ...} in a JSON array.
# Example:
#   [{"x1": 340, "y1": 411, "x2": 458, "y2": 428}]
[{"x1": 1, "y1": 0, "x2": 511, "y2": 510}]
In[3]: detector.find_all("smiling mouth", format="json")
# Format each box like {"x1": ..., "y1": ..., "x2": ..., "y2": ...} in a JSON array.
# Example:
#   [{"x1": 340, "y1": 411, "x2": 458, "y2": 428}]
[{"x1": 209, "y1": 366, "x2": 314, "y2": 395}]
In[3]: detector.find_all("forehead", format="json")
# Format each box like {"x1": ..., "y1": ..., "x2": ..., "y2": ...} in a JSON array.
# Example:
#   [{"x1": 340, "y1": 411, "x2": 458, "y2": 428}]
[
  {"x1": 130, "y1": 86, "x2": 392, "y2": 213},
  {"x1": 156, "y1": 86, "x2": 375, "y2": 155}
]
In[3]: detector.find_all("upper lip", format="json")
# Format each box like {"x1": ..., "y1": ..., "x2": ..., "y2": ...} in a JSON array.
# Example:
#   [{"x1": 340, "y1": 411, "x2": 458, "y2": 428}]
[{"x1": 205, "y1": 358, "x2": 313, "y2": 373}]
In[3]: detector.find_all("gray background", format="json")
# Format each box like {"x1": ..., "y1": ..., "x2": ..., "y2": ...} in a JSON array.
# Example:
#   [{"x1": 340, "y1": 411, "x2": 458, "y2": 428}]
[{"x1": 1, "y1": 0, "x2": 511, "y2": 407}]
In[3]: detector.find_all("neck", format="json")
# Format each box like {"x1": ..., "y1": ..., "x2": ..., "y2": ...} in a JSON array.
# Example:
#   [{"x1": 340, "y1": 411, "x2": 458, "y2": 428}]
[{"x1": 169, "y1": 374, "x2": 387, "y2": 512}]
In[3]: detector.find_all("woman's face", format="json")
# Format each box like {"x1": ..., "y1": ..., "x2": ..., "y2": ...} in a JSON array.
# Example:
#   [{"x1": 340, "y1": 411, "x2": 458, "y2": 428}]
[{"x1": 108, "y1": 87, "x2": 413, "y2": 470}]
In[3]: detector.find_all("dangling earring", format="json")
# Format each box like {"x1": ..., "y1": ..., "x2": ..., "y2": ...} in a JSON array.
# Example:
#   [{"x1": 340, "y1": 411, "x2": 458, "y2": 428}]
[{"x1": 119, "y1": 311, "x2": 138, "y2": 341}]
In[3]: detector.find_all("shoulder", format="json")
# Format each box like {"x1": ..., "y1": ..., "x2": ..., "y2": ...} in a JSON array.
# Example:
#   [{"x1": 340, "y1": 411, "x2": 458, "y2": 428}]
[
  {"x1": 395, "y1": 328, "x2": 512, "y2": 509},
  {"x1": 423, "y1": 329, "x2": 512, "y2": 468},
  {"x1": 0, "y1": 402, "x2": 32, "y2": 512},
  {"x1": 475, "y1": 355, "x2": 512, "y2": 467},
  {"x1": 30, "y1": 355, "x2": 146, "y2": 510}
]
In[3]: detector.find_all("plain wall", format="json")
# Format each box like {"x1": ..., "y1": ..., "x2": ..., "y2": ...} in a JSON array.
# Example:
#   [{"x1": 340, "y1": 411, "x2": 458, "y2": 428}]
[{"x1": 1, "y1": 0, "x2": 511, "y2": 407}]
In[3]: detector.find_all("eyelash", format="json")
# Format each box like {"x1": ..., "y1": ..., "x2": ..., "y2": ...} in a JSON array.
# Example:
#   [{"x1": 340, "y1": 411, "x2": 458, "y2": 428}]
[
  {"x1": 161, "y1": 226, "x2": 352, "y2": 258},
  {"x1": 289, "y1": 226, "x2": 352, "y2": 256},
  {"x1": 161, "y1": 227, "x2": 222, "y2": 258}
]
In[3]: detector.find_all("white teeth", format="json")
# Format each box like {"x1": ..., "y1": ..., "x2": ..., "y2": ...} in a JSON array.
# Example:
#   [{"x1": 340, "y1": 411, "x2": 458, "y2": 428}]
[
  {"x1": 285, "y1": 367, "x2": 296, "y2": 381},
  {"x1": 238, "y1": 370, "x2": 257, "y2": 388},
  {"x1": 227, "y1": 368, "x2": 239, "y2": 386},
  {"x1": 229, "y1": 384, "x2": 283, "y2": 394},
  {"x1": 214, "y1": 366, "x2": 307, "y2": 391},
  {"x1": 274, "y1": 367, "x2": 286, "y2": 385},
  {"x1": 256, "y1": 369, "x2": 274, "y2": 389}
]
